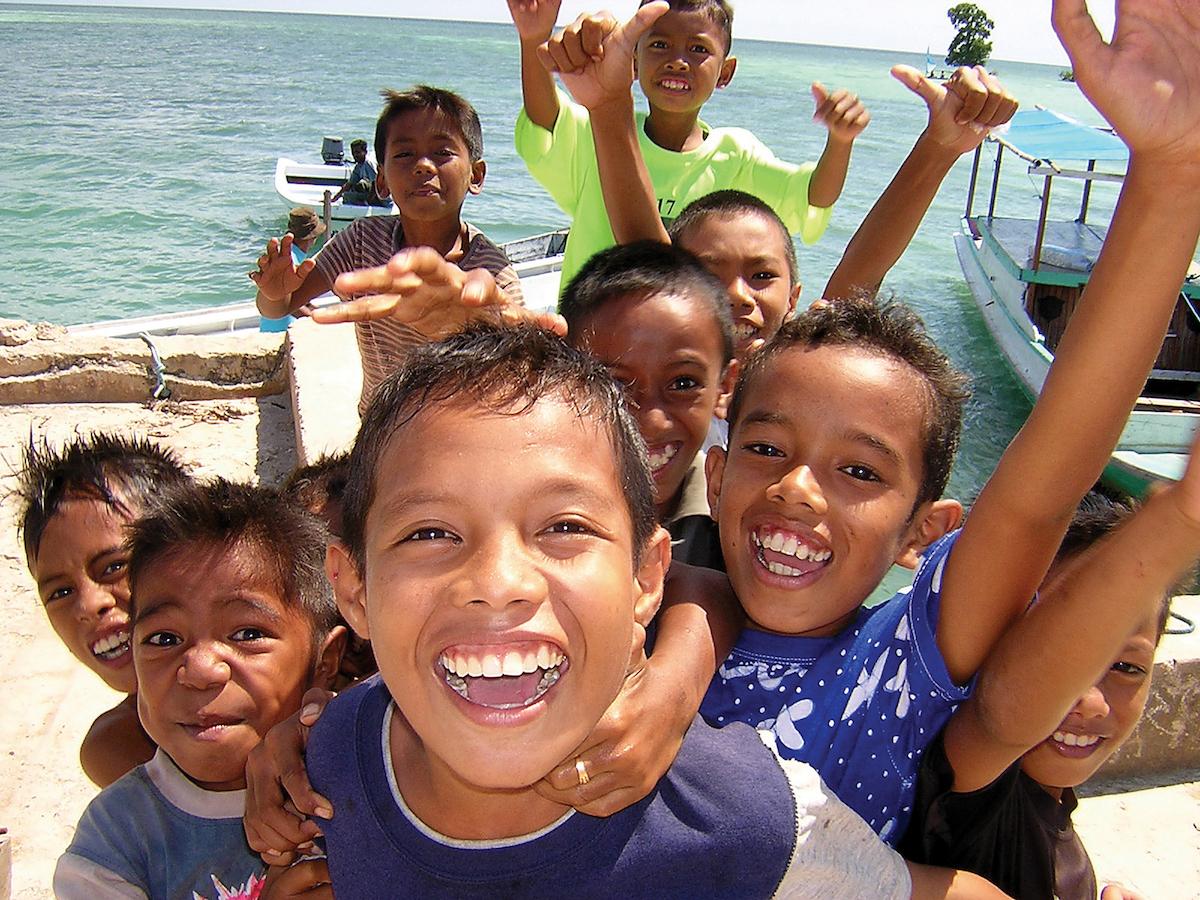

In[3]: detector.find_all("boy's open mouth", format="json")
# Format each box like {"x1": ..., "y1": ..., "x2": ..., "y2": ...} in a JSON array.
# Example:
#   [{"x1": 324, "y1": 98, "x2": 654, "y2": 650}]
[
  {"x1": 646, "y1": 442, "x2": 680, "y2": 475},
  {"x1": 1046, "y1": 729, "x2": 1106, "y2": 759},
  {"x1": 439, "y1": 641, "x2": 568, "y2": 710},
  {"x1": 752, "y1": 527, "x2": 831, "y2": 578},
  {"x1": 657, "y1": 77, "x2": 691, "y2": 94},
  {"x1": 91, "y1": 629, "x2": 131, "y2": 664}
]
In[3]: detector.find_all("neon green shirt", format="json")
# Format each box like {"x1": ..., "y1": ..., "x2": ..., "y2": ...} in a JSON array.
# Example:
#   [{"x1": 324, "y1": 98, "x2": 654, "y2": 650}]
[{"x1": 515, "y1": 91, "x2": 833, "y2": 290}]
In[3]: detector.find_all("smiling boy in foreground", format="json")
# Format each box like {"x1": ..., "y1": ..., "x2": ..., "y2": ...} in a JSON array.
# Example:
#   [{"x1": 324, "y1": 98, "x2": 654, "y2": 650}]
[{"x1": 304, "y1": 324, "x2": 1003, "y2": 898}]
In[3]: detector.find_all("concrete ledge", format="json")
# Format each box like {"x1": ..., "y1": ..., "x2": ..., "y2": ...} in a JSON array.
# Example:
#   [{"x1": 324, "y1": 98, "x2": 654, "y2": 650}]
[
  {"x1": 287, "y1": 317, "x2": 361, "y2": 465},
  {"x1": 0, "y1": 320, "x2": 286, "y2": 404},
  {"x1": 1097, "y1": 593, "x2": 1200, "y2": 782}
]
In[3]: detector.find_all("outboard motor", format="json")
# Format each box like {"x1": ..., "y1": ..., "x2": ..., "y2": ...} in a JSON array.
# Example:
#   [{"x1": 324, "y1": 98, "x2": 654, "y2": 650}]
[{"x1": 321, "y1": 136, "x2": 345, "y2": 165}]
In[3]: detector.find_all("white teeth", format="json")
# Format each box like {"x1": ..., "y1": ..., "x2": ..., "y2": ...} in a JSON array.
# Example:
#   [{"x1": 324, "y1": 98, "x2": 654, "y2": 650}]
[
  {"x1": 732, "y1": 323, "x2": 757, "y2": 340},
  {"x1": 647, "y1": 444, "x2": 679, "y2": 471},
  {"x1": 92, "y1": 631, "x2": 130, "y2": 660},
  {"x1": 766, "y1": 561, "x2": 802, "y2": 577},
  {"x1": 1053, "y1": 731, "x2": 1100, "y2": 747},
  {"x1": 441, "y1": 645, "x2": 565, "y2": 680},
  {"x1": 754, "y1": 531, "x2": 832, "y2": 565}
]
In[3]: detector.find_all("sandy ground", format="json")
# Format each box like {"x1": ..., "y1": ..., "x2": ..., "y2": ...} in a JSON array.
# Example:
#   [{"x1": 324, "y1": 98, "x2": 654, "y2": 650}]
[
  {"x1": 1, "y1": 394, "x2": 1197, "y2": 898},
  {"x1": 0, "y1": 397, "x2": 296, "y2": 899}
]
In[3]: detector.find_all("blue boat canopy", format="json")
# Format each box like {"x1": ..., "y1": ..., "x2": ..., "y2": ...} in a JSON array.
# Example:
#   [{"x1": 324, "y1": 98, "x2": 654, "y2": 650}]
[{"x1": 993, "y1": 107, "x2": 1128, "y2": 163}]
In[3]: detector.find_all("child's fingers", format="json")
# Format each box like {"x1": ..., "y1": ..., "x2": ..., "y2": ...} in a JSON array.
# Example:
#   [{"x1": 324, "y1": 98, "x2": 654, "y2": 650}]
[
  {"x1": 614, "y1": 0, "x2": 668, "y2": 54},
  {"x1": 890, "y1": 64, "x2": 942, "y2": 107},
  {"x1": 1051, "y1": 0, "x2": 1108, "y2": 78},
  {"x1": 311, "y1": 295, "x2": 401, "y2": 324},
  {"x1": 949, "y1": 66, "x2": 988, "y2": 124},
  {"x1": 579, "y1": 14, "x2": 609, "y2": 61},
  {"x1": 810, "y1": 81, "x2": 829, "y2": 108}
]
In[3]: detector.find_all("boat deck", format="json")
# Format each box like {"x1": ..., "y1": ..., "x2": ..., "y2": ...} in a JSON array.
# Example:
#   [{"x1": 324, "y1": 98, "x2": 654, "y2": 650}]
[{"x1": 973, "y1": 216, "x2": 1200, "y2": 297}]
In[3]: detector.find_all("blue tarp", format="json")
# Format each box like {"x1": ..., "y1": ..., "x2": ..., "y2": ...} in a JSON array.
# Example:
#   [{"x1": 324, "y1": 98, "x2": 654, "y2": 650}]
[{"x1": 993, "y1": 107, "x2": 1129, "y2": 162}]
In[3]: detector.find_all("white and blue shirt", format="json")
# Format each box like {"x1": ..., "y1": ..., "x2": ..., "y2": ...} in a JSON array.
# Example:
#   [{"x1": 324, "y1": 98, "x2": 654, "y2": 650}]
[{"x1": 700, "y1": 531, "x2": 971, "y2": 845}]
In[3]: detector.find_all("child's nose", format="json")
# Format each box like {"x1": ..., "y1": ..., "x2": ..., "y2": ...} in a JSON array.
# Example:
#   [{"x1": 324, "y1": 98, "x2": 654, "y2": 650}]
[
  {"x1": 770, "y1": 464, "x2": 828, "y2": 516},
  {"x1": 75, "y1": 581, "x2": 117, "y2": 621},
  {"x1": 463, "y1": 532, "x2": 546, "y2": 611},
  {"x1": 177, "y1": 643, "x2": 232, "y2": 690},
  {"x1": 1072, "y1": 683, "x2": 1111, "y2": 720},
  {"x1": 728, "y1": 278, "x2": 757, "y2": 313}
]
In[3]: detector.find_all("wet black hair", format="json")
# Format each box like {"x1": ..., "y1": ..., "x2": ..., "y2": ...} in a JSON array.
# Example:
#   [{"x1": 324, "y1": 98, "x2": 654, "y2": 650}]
[
  {"x1": 1055, "y1": 490, "x2": 1188, "y2": 640},
  {"x1": 341, "y1": 323, "x2": 657, "y2": 573},
  {"x1": 375, "y1": 84, "x2": 484, "y2": 163},
  {"x1": 560, "y1": 240, "x2": 735, "y2": 366},
  {"x1": 16, "y1": 433, "x2": 190, "y2": 567},
  {"x1": 640, "y1": 0, "x2": 734, "y2": 54},
  {"x1": 669, "y1": 189, "x2": 799, "y2": 286},
  {"x1": 126, "y1": 478, "x2": 339, "y2": 642},
  {"x1": 728, "y1": 295, "x2": 972, "y2": 510}
]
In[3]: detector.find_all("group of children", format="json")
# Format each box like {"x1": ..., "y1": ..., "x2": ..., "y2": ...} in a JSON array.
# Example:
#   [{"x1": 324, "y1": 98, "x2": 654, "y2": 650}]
[{"x1": 20, "y1": 0, "x2": 1200, "y2": 896}]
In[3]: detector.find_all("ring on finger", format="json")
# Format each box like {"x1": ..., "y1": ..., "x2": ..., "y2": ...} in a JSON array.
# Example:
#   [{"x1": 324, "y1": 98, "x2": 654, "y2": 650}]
[{"x1": 575, "y1": 757, "x2": 590, "y2": 786}]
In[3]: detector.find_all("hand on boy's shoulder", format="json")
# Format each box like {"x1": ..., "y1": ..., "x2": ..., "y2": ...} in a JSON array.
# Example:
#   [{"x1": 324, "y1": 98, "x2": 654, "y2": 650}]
[
  {"x1": 311, "y1": 247, "x2": 566, "y2": 339},
  {"x1": 261, "y1": 858, "x2": 332, "y2": 899},
  {"x1": 890, "y1": 64, "x2": 1017, "y2": 157},
  {"x1": 536, "y1": 2, "x2": 668, "y2": 112}
]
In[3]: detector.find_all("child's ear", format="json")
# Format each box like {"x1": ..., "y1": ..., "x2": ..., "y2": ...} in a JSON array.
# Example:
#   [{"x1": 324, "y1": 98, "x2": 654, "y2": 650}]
[
  {"x1": 633, "y1": 526, "x2": 671, "y2": 629},
  {"x1": 788, "y1": 280, "x2": 803, "y2": 316},
  {"x1": 311, "y1": 624, "x2": 348, "y2": 691},
  {"x1": 705, "y1": 445, "x2": 727, "y2": 518},
  {"x1": 717, "y1": 56, "x2": 737, "y2": 89},
  {"x1": 374, "y1": 169, "x2": 391, "y2": 200},
  {"x1": 894, "y1": 499, "x2": 963, "y2": 569},
  {"x1": 326, "y1": 542, "x2": 369, "y2": 640},
  {"x1": 714, "y1": 358, "x2": 741, "y2": 421},
  {"x1": 468, "y1": 159, "x2": 486, "y2": 196}
]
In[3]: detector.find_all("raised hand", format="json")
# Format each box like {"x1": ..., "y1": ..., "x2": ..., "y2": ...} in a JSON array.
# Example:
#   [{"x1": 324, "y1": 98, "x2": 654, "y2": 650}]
[
  {"x1": 1053, "y1": 0, "x2": 1200, "y2": 165},
  {"x1": 537, "y1": 2, "x2": 669, "y2": 111},
  {"x1": 250, "y1": 233, "x2": 314, "y2": 304},
  {"x1": 312, "y1": 247, "x2": 567, "y2": 339},
  {"x1": 812, "y1": 83, "x2": 870, "y2": 144},
  {"x1": 507, "y1": 0, "x2": 562, "y2": 44},
  {"x1": 891, "y1": 64, "x2": 1018, "y2": 156}
]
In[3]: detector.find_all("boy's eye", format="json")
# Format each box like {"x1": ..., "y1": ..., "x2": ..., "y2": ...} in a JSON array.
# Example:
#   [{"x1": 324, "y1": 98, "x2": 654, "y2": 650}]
[
  {"x1": 752, "y1": 271, "x2": 780, "y2": 283},
  {"x1": 144, "y1": 631, "x2": 180, "y2": 647},
  {"x1": 544, "y1": 520, "x2": 594, "y2": 537},
  {"x1": 744, "y1": 442, "x2": 785, "y2": 458},
  {"x1": 669, "y1": 375, "x2": 701, "y2": 391},
  {"x1": 839, "y1": 464, "x2": 881, "y2": 483},
  {"x1": 1111, "y1": 660, "x2": 1148, "y2": 677},
  {"x1": 231, "y1": 627, "x2": 268, "y2": 642},
  {"x1": 100, "y1": 558, "x2": 128, "y2": 579},
  {"x1": 44, "y1": 586, "x2": 73, "y2": 605},
  {"x1": 648, "y1": 39, "x2": 667, "y2": 49},
  {"x1": 690, "y1": 43, "x2": 710, "y2": 55},
  {"x1": 403, "y1": 527, "x2": 459, "y2": 543}
]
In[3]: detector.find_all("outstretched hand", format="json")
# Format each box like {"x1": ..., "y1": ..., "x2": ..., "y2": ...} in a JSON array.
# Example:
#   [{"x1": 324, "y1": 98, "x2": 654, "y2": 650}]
[
  {"x1": 891, "y1": 64, "x2": 1018, "y2": 156},
  {"x1": 812, "y1": 83, "x2": 870, "y2": 144},
  {"x1": 250, "y1": 233, "x2": 314, "y2": 304},
  {"x1": 536, "y1": 2, "x2": 669, "y2": 111},
  {"x1": 507, "y1": 0, "x2": 562, "y2": 44},
  {"x1": 1053, "y1": 0, "x2": 1200, "y2": 165},
  {"x1": 312, "y1": 247, "x2": 567, "y2": 339}
]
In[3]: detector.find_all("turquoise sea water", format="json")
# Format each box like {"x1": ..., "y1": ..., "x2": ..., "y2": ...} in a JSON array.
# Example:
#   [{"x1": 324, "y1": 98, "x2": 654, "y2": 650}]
[{"x1": 1, "y1": 3, "x2": 1120, "y2": 533}]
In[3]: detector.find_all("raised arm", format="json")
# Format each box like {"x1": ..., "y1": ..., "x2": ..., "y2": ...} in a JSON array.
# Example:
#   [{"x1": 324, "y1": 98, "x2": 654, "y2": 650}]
[
  {"x1": 806, "y1": 84, "x2": 870, "y2": 210},
  {"x1": 250, "y1": 233, "x2": 333, "y2": 318},
  {"x1": 937, "y1": 0, "x2": 1200, "y2": 685},
  {"x1": 538, "y1": 3, "x2": 671, "y2": 245},
  {"x1": 509, "y1": 0, "x2": 563, "y2": 132},
  {"x1": 943, "y1": 429, "x2": 1200, "y2": 792},
  {"x1": 823, "y1": 65, "x2": 1017, "y2": 301}
]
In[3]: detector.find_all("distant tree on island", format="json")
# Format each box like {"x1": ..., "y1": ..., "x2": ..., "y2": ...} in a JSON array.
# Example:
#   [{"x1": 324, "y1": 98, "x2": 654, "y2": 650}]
[{"x1": 946, "y1": 3, "x2": 994, "y2": 68}]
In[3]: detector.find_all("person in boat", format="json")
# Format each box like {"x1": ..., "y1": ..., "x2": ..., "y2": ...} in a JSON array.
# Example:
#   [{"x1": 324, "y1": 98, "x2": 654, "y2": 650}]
[
  {"x1": 292, "y1": 322, "x2": 1004, "y2": 899},
  {"x1": 53, "y1": 479, "x2": 346, "y2": 899},
  {"x1": 15, "y1": 434, "x2": 191, "y2": 788},
  {"x1": 331, "y1": 138, "x2": 387, "y2": 207},
  {"x1": 260, "y1": 207, "x2": 326, "y2": 333},
  {"x1": 251, "y1": 85, "x2": 524, "y2": 415},
  {"x1": 508, "y1": 0, "x2": 868, "y2": 290},
  {"x1": 900, "y1": 481, "x2": 1200, "y2": 900}
]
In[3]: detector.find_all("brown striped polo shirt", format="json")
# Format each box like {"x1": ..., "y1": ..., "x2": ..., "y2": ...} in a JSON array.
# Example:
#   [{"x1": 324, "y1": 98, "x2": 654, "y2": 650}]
[{"x1": 312, "y1": 216, "x2": 523, "y2": 413}]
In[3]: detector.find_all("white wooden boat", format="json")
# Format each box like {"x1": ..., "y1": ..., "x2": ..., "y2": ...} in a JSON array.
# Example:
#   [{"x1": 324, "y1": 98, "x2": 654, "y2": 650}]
[
  {"x1": 274, "y1": 156, "x2": 398, "y2": 233},
  {"x1": 954, "y1": 107, "x2": 1200, "y2": 495},
  {"x1": 68, "y1": 229, "x2": 567, "y2": 339}
]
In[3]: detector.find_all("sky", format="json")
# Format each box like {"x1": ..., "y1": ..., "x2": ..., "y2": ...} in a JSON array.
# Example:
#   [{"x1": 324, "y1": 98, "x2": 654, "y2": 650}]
[{"x1": 13, "y1": 0, "x2": 1114, "y2": 66}]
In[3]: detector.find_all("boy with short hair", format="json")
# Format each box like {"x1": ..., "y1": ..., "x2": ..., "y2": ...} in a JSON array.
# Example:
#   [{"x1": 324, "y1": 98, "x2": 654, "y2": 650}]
[
  {"x1": 509, "y1": 0, "x2": 868, "y2": 287},
  {"x1": 560, "y1": 239, "x2": 735, "y2": 566},
  {"x1": 306, "y1": 323, "x2": 998, "y2": 898},
  {"x1": 252, "y1": 84, "x2": 522, "y2": 413},
  {"x1": 699, "y1": 0, "x2": 1200, "y2": 843},
  {"x1": 54, "y1": 479, "x2": 345, "y2": 898},
  {"x1": 17, "y1": 433, "x2": 191, "y2": 787}
]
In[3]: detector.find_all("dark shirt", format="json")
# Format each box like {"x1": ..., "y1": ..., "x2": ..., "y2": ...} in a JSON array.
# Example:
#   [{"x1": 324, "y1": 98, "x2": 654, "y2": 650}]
[
  {"x1": 899, "y1": 731, "x2": 1098, "y2": 900},
  {"x1": 664, "y1": 453, "x2": 724, "y2": 570}
]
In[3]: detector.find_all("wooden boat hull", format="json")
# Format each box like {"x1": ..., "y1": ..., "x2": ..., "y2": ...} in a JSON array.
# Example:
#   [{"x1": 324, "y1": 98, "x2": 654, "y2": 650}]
[{"x1": 955, "y1": 221, "x2": 1195, "y2": 494}]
